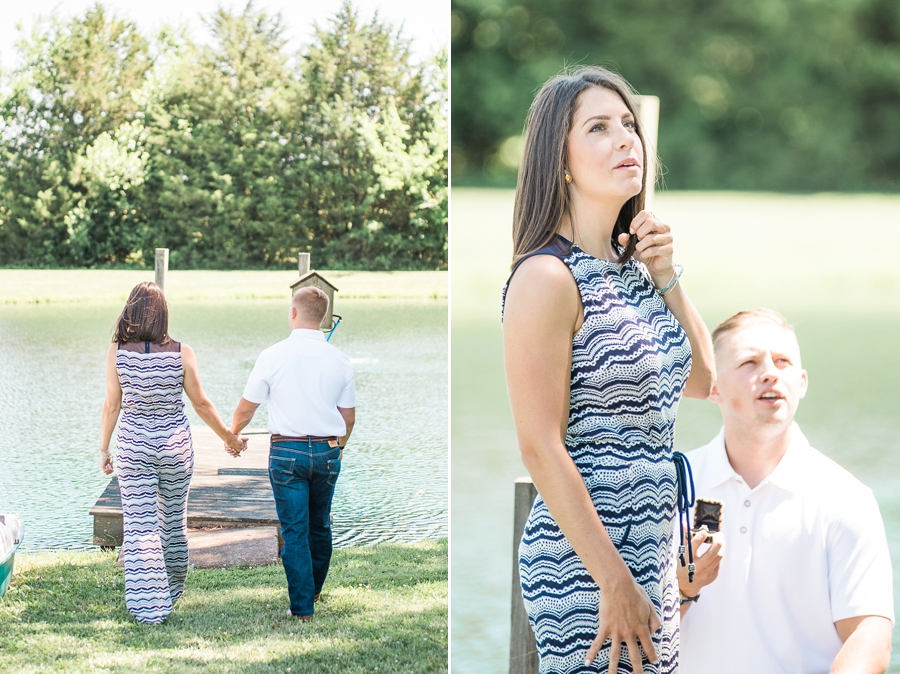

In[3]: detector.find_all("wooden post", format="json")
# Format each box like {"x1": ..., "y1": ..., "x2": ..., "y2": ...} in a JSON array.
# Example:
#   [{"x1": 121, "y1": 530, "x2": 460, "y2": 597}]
[
  {"x1": 510, "y1": 477, "x2": 540, "y2": 674},
  {"x1": 155, "y1": 248, "x2": 169, "y2": 295},
  {"x1": 636, "y1": 95, "x2": 660, "y2": 212},
  {"x1": 298, "y1": 252, "x2": 310, "y2": 275}
]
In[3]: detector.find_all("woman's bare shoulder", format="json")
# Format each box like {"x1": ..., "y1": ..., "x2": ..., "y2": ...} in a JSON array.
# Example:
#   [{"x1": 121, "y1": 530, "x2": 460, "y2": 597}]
[{"x1": 505, "y1": 254, "x2": 580, "y2": 329}]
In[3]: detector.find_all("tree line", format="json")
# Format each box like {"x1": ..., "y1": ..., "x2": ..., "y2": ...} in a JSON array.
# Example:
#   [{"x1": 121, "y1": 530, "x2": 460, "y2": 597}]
[
  {"x1": 0, "y1": 1, "x2": 447, "y2": 270},
  {"x1": 451, "y1": 0, "x2": 900, "y2": 193}
]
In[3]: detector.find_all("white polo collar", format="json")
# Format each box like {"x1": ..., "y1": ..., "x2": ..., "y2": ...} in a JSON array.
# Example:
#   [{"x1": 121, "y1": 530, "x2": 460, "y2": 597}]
[
  {"x1": 706, "y1": 423, "x2": 808, "y2": 493},
  {"x1": 289, "y1": 328, "x2": 326, "y2": 341}
]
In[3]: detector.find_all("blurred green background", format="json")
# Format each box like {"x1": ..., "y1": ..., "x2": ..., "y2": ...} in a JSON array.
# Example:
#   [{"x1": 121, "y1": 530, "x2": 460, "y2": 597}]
[{"x1": 451, "y1": 0, "x2": 900, "y2": 191}]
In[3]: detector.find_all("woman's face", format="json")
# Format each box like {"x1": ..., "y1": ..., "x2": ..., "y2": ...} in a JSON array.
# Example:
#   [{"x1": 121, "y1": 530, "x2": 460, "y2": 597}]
[{"x1": 565, "y1": 87, "x2": 643, "y2": 204}]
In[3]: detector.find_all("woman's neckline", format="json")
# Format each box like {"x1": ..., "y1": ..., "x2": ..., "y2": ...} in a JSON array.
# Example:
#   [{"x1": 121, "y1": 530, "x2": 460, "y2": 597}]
[{"x1": 556, "y1": 234, "x2": 625, "y2": 266}]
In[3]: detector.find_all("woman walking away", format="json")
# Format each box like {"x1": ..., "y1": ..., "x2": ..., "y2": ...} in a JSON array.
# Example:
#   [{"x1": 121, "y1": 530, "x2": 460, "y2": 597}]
[
  {"x1": 99, "y1": 282, "x2": 246, "y2": 624},
  {"x1": 502, "y1": 66, "x2": 715, "y2": 673}
]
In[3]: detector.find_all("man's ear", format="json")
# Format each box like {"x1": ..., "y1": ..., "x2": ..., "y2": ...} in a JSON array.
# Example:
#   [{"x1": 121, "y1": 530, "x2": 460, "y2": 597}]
[
  {"x1": 799, "y1": 369, "x2": 809, "y2": 399},
  {"x1": 708, "y1": 382, "x2": 722, "y2": 404}
]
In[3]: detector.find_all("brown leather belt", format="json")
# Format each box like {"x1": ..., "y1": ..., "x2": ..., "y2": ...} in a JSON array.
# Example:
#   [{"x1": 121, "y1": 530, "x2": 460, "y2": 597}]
[{"x1": 271, "y1": 434, "x2": 339, "y2": 443}]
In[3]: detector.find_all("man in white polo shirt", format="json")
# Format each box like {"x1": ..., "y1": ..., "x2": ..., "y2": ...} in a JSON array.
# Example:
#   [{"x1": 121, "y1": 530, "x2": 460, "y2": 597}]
[
  {"x1": 679, "y1": 308, "x2": 893, "y2": 673},
  {"x1": 230, "y1": 286, "x2": 355, "y2": 621}
]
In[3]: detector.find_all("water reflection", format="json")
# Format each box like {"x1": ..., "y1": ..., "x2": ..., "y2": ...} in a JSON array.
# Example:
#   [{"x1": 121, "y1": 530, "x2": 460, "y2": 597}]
[{"x1": 0, "y1": 298, "x2": 447, "y2": 549}]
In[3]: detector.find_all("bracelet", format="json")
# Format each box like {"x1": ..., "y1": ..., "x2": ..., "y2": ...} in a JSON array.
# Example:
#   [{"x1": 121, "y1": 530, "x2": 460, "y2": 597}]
[
  {"x1": 99, "y1": 448, "x2": 111, "y2": 454},
  {"x1": 656, "y1": 263, "x2": 684, "y2": 297},
  {"x1": 679, "y1": 589, "x2": 700, "y2": 606}
]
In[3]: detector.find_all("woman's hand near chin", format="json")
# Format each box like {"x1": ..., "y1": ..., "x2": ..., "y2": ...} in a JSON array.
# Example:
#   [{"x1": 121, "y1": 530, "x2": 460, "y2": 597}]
[{"x1": 617, "y1": 210, "x2": 674, "y2": 286}]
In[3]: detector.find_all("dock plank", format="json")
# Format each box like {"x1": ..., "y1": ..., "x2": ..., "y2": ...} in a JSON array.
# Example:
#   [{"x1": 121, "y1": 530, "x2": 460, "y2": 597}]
[{"x1": 90, "y1": 426, "x2": 281, "y2": 547}]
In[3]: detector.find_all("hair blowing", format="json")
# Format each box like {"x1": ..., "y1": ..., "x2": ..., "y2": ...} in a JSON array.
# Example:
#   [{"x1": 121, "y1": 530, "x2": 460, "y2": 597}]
[
  {"x1": 512, "y1": 66, "x2": 656, "y2": 268},
  {"x1": 112, "y1": 282, "x2": 170, "y2": 344}
]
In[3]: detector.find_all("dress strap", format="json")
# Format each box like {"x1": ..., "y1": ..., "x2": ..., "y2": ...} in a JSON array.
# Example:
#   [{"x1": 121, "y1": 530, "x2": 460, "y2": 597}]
[
  {"x1": 508, "y1": 235, "x2": 572, "y2": 283},
  {"x1": 672, "y1": 451, "x2": 696, "y2": 582},
  {"x1": 144, "y1": 340, "x2": 150, "y2": 354}
]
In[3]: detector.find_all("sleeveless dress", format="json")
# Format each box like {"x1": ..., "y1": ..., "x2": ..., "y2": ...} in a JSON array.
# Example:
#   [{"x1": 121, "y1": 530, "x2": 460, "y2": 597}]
[
  {"x1": 503, "y1": 236, "x2": 691, "y2": 673},
  {"x1": 115, "y1": 340, "x2": 193, "y2": 624}
]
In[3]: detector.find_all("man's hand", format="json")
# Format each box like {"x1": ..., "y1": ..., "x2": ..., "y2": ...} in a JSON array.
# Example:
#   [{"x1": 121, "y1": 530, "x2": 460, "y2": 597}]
[
  {"x1": 677, "y1": 528, "x2": 724, "y2": 600},
  {"x1": 224, "y1": 433, "x2": 248, "y2": 458}
]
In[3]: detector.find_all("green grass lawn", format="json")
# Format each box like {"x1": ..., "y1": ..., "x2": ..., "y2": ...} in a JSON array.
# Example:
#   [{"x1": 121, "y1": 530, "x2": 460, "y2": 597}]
[
  {"x1": 0, "y1": 270, "x2": 448, "y2": 305},
  {"x1": 0, "y1": 540, "x2": 447, "y2": 673}
]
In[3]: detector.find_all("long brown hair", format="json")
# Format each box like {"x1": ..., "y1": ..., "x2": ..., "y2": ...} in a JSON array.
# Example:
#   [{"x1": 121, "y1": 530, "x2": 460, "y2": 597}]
[
  {"x1": 512, "y1": 66, "x2": 656, "y2": 268},
  {"x1": 112, "y1": 282, "x2": 170, "y2": 344}
]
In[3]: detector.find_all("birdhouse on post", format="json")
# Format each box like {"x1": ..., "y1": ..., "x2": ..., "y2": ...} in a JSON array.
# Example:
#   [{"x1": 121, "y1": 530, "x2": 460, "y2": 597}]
[{"x1": 289, "y1": 253, "x2": 339, "y2": 331}]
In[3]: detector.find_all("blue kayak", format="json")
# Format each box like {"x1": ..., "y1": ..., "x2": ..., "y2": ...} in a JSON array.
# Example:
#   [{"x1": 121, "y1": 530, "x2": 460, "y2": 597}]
[{"x1": 0, "y1": 516, "x2": 22, "y2": 598}]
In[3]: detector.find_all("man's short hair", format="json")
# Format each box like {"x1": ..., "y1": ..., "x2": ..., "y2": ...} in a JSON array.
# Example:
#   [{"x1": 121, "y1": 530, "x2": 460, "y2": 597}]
[
  {"x1": 711, "y1": 308, "x2": 794, "y2": 351},
  {"x1": 292, "y1": 286, "x2": 329, "y2": 324}
]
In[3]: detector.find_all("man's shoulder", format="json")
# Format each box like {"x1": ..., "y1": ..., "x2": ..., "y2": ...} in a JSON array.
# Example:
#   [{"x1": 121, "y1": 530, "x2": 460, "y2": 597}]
[
  {"x1": 797, "y1": 440, "x2": 873, "y2": 500},
  {"x1": 321, "y1": 342, "x2": 353, "y2": 367},
  {"x1": 683, "y1": 433, "x2": 721, "y2": 473}
]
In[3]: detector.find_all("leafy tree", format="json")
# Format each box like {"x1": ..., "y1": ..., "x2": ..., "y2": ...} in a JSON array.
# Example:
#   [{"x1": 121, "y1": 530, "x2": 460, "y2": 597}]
[
  {"x1": 0, "y1": 4, "x2": 151, "y2": 265},
  {"x1": 0, "y1": 1, "x2": 448, "y2": 269},
  {"x1": 451, "y1": 0, "x2": 900, "y2": 192}
]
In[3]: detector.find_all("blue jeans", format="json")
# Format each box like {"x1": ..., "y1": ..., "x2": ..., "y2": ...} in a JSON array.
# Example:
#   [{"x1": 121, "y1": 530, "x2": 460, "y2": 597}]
[{"x1": 268, "y1": 440, "x2": 342, "y2": 617}]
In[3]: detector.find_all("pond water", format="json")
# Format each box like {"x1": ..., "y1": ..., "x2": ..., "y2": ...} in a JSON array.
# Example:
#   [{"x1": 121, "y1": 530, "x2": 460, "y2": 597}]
[{"x1": 0, "y1": 298, "x2": 447, "y2": 550}]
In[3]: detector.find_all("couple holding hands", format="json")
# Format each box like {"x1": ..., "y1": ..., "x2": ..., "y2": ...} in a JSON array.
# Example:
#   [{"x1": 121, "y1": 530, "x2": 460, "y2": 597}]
[
  {"x1": 100, "y1": 283, "x2": 354, "y2": 625},
  {"x1": 503, "y1": 67, "x2": 893, "y2": 673}
]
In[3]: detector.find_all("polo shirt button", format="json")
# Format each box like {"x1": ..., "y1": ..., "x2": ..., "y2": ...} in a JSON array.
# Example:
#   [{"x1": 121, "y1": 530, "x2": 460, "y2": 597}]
[
  {"x1": 740, "y1": 526, "x2": 748, "y2": 534},
  {"x1": 744, "y1": 500, "x2": 751, "y2": 507}
]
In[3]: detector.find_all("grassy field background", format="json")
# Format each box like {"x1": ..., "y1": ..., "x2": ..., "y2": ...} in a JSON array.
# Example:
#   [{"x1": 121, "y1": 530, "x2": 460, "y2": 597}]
[
  {"x1": 0, "y1": 541, "x2": 447, "y2": 673},
  {"x1": 450, "y1": 188, "x2": 900, "y2": 673},
  {"x1": 0, "y1": 270, "x2": 447, "y2": 304}
]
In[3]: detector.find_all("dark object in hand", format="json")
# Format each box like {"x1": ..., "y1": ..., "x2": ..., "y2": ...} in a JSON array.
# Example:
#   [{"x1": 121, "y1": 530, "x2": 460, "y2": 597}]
[{"x1": 692, "y1": 498, "x2": 723, "y2": 544}]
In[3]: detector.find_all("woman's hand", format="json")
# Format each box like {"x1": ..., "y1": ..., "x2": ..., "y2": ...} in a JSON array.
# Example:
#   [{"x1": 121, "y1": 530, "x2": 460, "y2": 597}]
[
  {"x1": 585, "y1": 571, "x2": 660, "y2": 673},
  {"x1": 223, "y1": 433, "x2": 247, "y2": 457},
  {"x1": 100, "y1": 449, "x2": 114, "y2": 475},
  {"x1": 617, "y1": 211, "x2": 674, "y2": 287}
]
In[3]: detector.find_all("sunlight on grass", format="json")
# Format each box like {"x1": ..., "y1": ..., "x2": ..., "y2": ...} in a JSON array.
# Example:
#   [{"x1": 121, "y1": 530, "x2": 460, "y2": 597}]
[{"x1": 0, "y1": 541, "x2": 447, "y2": 673}]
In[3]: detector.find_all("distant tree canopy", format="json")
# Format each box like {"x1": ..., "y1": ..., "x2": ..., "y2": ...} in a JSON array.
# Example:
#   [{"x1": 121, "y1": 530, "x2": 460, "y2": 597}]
[
  {"x1": 0, "y1": 1, "x2": 447, "y2": 269},
  {"x1": 452, "y1": 0, "x2": 900, "y2": 192}
]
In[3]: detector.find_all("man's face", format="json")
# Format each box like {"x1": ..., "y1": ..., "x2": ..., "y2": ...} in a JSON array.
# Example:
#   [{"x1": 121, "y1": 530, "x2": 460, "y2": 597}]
[{"x1": 710, "y1": 321, "x2": 808, "y2": 430}]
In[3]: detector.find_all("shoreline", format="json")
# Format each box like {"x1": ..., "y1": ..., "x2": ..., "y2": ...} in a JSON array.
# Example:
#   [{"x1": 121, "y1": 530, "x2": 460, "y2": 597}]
[{"x1": 0, "y1": 269, "x2": 448, "y2": 305}]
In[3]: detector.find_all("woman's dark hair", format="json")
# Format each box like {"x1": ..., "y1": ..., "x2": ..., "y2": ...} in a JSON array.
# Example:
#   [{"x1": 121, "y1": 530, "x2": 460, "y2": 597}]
[
  {"x1": 112, "y1": 282, "x2": 170, "y2": 344},
  {"x1": 512, "y1": 65, "x2": 656, "y2": 267}
]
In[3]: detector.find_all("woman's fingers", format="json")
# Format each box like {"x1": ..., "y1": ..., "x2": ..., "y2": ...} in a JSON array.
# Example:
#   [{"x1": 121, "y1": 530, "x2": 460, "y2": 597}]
[
  {"x1": 638, "y1": 623, "x2": 659, "y2": 663},
  {"x1": 608, "y1": 639, "x2": 621, "y2": 674},
  {"x1": 634, "y1": 233, "x2": 672, "y2": 255},
  {"x1": 584, "y1": 627, "x2": 608, "y2": 667},
  {"x1": 626, "y1": 637, "x2": 644, "y2": 674}
]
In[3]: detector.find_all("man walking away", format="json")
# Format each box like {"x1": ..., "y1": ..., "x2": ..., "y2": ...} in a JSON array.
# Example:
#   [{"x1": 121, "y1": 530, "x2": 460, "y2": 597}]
[{"x1": 231, "y1": 287, "x2": 355, "y2": 620}]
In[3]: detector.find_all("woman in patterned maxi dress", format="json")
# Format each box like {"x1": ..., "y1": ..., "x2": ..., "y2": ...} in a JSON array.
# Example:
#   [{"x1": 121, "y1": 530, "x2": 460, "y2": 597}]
[
  {"x1": 503, "y1": 67, "x2": 716, "y2": 673},
  {"x1": 99, "y1": 282, "x2": 247, "y2": 624}
]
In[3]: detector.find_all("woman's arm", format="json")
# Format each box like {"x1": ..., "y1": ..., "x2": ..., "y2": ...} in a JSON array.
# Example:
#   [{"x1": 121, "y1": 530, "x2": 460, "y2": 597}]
[
  {"x1": 181, "y1": 344, "x2": 246, "y2": 452},
  {"x1": 99, "y1": 344, "x2": 122, "y2": 474},
  {"x1": 504, "y1": 254, "x2": 660, "y2": 672},
  {"x1": 621, "y1": 213, "x2": 715, "y2": 399}
]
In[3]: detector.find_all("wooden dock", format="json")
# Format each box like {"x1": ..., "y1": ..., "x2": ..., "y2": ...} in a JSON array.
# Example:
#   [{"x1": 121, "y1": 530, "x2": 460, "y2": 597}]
[{"x1": 90, "y1": 426, "x2": 282, "y2": 548}]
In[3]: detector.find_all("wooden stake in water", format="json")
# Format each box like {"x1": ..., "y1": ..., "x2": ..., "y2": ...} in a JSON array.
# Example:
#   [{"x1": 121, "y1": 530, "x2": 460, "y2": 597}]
[
  {"x1": 636, "y1": 95, "x2": 660, "y2": 213},
  {"x1": 155, "y1": 248, "x2": 169, "y2": 295},
  {"x1": 510, "y1": 477, "x2": 539, "y2": 674}
]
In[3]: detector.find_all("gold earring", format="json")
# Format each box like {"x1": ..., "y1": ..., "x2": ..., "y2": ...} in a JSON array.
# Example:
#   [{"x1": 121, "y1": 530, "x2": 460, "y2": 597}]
[{"x1": 564, "y1": 172, "x2": 572, "y2": 184}]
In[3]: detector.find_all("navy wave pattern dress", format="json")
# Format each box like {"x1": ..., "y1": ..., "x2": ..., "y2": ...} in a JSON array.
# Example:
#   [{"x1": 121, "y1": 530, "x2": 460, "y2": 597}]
[
  {"x1": 503, "y1": 237, "x2": 691, "y2": 673},
  {"x1": 116, "y1": 342, "x2": 193, "y2": 624}
]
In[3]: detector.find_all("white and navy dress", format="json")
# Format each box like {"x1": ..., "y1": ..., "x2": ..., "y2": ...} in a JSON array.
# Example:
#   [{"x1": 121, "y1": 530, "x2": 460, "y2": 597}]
[
  {"x1": 115, "y1": 340, "x2": 193, "y2": 624},
  {"x1": 503, "y1": 236, "x2": 691, "y2": 673}
]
